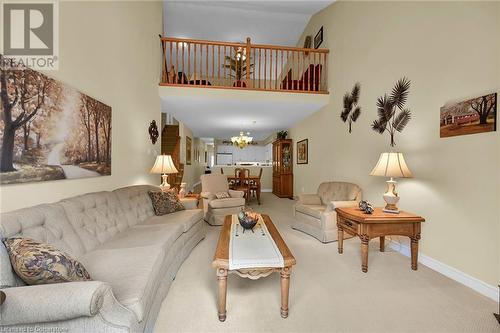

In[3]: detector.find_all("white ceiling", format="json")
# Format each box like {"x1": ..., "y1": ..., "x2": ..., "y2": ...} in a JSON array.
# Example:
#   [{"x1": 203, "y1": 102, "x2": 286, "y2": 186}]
[
  {"x1": 160, "y1": 87, "x2": 329, "y2": 140},
  {"x1": 163, "y1": 0, "x2": 334, "y2": 46}
]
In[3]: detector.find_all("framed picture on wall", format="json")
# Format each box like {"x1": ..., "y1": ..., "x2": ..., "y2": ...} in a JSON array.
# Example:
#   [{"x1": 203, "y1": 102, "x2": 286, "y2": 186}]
[
  {"x1": 186, "y1": 136, "x2": 192, "y2": 165},
  {"x1": 297, "y1": 139, "x2": 308, "y2": 164},
  {"x1": 0, "y1": 59, "x2": 112, "y2": 185},
  {"x1": 314, "y1": 26, "x2": 323, "y2": 49},
  {"x1": 440, "y1": 92, "x2": 497, "y2": 138}
]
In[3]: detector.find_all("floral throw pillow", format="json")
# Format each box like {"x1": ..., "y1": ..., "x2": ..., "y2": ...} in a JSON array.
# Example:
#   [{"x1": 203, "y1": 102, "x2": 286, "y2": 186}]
[
  {"x1": 215, "y1": 191, "x2": 231, "y2": 199},
  {"x1": 148, "y1": 190, "x2": 185, "y2": 216},
  {"x1": 2, "y1": 238, "x2": 91, "y2": 285}
]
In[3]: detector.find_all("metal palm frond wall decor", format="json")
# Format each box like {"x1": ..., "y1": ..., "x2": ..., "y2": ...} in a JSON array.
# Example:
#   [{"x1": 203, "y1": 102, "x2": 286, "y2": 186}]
[
  {"x1": 341, "y1": 83, "x2": 362, "y2": 133},
  {"x1": 371, "y1": 77, "x2": 412, "y2": 147}
]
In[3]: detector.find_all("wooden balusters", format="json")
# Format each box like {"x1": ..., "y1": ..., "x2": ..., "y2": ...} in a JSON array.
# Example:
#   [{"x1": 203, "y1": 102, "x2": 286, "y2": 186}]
[
  {"x1": 205, "y1": 44, "x2": 208, "y2": 86},
  {"x1": 246, "y1": 37, "x2": 251, "y2": 88},
  {"x1": 258, "y1": 48, "x2": 261, "y2": 89},
  {"x1": 193, "y1": 43, "x2": 197, "y2": 85},
  {"x1": 159, "y1": 36, "x2": 328, "y2": 93},
  {"x1": 161, "y1": 38, "x2": 167, "y2": 83}
]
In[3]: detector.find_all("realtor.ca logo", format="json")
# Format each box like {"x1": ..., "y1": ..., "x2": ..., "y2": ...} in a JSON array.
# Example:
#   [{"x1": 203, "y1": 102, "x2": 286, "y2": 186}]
[{"x1": 1, "y1": 0, "x2": 59, "y2": 70}]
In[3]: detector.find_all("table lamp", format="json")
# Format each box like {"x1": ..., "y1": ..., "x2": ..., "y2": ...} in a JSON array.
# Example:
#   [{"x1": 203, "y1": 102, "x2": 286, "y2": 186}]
[
  {"x1": 150, "y1": 155, "x2": 178, "y2": 191},
  {"x1": 370, "y1": 152, "x2": 413, "y2": 214}
]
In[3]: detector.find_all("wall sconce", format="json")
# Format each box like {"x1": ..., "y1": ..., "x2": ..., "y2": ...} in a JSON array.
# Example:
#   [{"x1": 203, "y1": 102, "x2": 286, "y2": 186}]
[{"x1": 149, "y1": 120, "x2": 159, "y2": 144}]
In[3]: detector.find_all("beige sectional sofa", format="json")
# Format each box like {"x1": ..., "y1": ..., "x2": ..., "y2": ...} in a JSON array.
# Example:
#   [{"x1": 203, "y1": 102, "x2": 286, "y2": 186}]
[{"x1": 0, "y1": 185, "x2": 206, "y2": 333}]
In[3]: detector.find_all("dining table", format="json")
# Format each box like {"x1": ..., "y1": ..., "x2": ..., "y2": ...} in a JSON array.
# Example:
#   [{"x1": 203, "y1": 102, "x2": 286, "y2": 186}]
[{"x1": 227, "y1": 175, "x2": 261, "y2": 204}]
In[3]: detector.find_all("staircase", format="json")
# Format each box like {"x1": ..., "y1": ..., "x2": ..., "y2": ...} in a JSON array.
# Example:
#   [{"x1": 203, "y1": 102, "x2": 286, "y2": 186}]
[{"x1": 161, "y1": 124, "x2": 184, "y2": 191}]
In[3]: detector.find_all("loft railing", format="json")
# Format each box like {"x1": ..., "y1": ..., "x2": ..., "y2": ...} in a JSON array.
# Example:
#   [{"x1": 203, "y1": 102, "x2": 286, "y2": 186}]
[{"x1": 159, "y1": 36, "x2": 329, "y2": 94}]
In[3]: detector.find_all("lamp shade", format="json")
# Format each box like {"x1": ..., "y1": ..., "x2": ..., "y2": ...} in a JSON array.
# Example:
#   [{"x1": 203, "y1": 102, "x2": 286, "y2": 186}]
[
  {"x1": 370, "y1": 152, "x2": 413, "y2": 178},
  {"x1": 150, "y1": 155, "x2": 178, "y2": 174}
]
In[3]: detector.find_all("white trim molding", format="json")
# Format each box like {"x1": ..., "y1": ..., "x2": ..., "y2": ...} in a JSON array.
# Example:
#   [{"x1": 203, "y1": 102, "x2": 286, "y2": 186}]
[{"x1": 388, "y1": 240, "x2": 498, "y2": 301}]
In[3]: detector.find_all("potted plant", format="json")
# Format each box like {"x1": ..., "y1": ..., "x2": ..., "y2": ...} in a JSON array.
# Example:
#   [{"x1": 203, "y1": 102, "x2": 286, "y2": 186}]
[
  {"x1": 223, "y1": 47, "x2": 254, "y2": 87},
  {"x1": 277, "y1": 130, "x2": 288, "y2": 140}
]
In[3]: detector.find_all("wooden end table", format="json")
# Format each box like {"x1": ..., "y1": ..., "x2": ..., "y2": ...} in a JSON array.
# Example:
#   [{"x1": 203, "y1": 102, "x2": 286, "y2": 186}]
[
  {"x1": 336, "y1": 207, "x2": 425, "y2": 273},
  {"x1": 182, "y1": 193, "x2": 200, "y2": 208},
  {"x1": 212, "y1": 214, "x2": 296, "y2": 321}
]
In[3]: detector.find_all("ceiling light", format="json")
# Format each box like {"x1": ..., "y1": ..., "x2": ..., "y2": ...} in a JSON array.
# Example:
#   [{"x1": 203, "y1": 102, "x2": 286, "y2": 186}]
[{"x1": 231, "y1": 131, "x2": 253, "y2": 149}]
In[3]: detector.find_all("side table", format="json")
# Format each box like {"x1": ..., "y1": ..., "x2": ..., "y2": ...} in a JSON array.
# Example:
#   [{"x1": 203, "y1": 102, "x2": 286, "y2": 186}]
[{"x1": 336, "y1": 207, "x2": 425, "y2": 273}]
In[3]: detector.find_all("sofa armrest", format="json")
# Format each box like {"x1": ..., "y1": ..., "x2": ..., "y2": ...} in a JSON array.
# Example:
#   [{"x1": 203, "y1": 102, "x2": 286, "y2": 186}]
[
  {"x1": 1, "y1": 281, "x2": 114, "y2": 325},
  {"x1": 326, "y1": 200, "x2": 359, "y2": 212},
  {"x1": 297, "y1": 194, "x2": 322, "y2": 205},
  {"x1": 228, "y1": 190, "x2": 244, "y2": 198}
]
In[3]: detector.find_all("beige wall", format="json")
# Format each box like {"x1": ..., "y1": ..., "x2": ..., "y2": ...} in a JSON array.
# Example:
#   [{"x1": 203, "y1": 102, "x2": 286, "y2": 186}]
[
  {"x1": 290, "y1": 1, "x2": 499, "y2": 286},
  {"x1": 0, "y1": 1, "x2": 163, "y2": 212}
]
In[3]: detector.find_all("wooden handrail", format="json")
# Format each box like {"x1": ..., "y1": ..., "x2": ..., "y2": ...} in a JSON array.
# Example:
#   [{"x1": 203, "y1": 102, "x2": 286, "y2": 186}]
[
  {"x1": 161, "y1": 36, "x2": 245, "y2": 48},
  {"x1": 160, "y1": 36, "x2": 329, "y2": 94},
  {"x1": 160, "y1": 36, "x2": 330, "y2": 53}
]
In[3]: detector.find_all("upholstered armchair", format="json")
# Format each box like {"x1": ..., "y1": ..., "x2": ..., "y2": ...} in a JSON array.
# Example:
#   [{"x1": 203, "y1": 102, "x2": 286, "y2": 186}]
[
  {"x1": 293, "y1": 182, "x2": 362, "y2": 243},
  {"x1": 200, "y1": 174, "x2": 246, "y2": 226}
]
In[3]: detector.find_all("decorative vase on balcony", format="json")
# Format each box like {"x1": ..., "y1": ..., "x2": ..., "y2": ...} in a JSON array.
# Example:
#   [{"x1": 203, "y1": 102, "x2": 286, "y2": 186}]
[{"x1": 233, "y1": 81, "x2": 247, "y2": 88}]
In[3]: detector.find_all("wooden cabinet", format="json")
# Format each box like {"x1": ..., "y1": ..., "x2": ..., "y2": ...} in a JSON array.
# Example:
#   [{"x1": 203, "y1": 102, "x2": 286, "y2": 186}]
[{"x1": 272, "y1": 139, "x2": 293, "y2": 198}]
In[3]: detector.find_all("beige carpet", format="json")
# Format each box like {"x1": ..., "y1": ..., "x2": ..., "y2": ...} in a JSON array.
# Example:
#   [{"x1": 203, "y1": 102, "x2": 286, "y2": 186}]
[{"x1": 154, "y1": 193, "x2": 498, "y2": 332}]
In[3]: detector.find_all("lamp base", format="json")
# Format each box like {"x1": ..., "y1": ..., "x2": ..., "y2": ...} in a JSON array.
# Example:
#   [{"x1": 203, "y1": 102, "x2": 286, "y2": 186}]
[
  {"x1": 383, "y1": 178, "x2": 400, "y2": 214},
  {"x1": 383, "y1": 205, "x2": 400, "y2": 214},
  {"x1": 160, "y1": 174, "x2": 171, "y2": 192}
]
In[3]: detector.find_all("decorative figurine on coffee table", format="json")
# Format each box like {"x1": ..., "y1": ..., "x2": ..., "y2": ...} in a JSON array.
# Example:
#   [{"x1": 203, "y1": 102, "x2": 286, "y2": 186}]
[{"x1": 359, "y1": 200, "x2": 374, "y2": 214}]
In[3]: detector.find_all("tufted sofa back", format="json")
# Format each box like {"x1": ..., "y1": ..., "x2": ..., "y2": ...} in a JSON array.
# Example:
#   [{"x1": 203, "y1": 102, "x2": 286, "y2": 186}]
[
  {"x1": 1, "y1": 185, "x2": 158, "y2": 255},
  {"x1": 113, "y1": 185, "x2": 156, "y2": 226},
  {"x1": 0, "y1": 203, "x2": 87, "y2": 257},
  {"x1": 317, "y1": 182, "x2": 362, "y2": 205},
  {"x1": 60, "y1": 191, "x2": 131, "y2": 253}
]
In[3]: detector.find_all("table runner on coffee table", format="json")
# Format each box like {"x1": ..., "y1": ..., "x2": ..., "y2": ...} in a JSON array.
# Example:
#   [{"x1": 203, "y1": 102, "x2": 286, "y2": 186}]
[{"x1": 228, "y1": 215, "x2": 284, "y2": 270}]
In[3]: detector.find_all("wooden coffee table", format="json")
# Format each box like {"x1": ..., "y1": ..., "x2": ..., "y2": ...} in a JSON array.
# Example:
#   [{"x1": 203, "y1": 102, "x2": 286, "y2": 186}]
[{"x1": 212, "y1": 214, "x2": 296, "y2": 321}]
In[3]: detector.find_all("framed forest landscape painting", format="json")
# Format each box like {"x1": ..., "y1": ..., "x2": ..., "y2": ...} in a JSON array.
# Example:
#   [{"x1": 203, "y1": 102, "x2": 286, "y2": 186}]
[
  {"x1": 440, "y1": 93, "x2": 497, "y2": 138},
  {"x1": 297, "y1": 139, "x2": 308, "y2": 164},
  {"x1": 1, "y1": 59, "x2": 112, "y2": 185}
]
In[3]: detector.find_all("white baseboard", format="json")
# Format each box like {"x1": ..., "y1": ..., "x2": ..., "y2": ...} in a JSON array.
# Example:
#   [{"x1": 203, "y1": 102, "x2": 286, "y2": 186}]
[
  {"x1": 388, "y1": 240, "x2": 498, "y2": 301},
  {"x1": 261, "y1": 189, "x2": 272, "y2": 193}
]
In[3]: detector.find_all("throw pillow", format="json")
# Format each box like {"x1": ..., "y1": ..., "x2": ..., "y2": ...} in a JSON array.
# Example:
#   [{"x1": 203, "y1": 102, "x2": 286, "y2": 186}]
[
  {"x1": 215, "y1": 191, "x2": 231, "y2": 199},
  {"x1": 2, "y1": 238, "x2": 91, "y2": 285},
  {"x1": 148, "y1": 190, "x2": 185, "y2": 216}
]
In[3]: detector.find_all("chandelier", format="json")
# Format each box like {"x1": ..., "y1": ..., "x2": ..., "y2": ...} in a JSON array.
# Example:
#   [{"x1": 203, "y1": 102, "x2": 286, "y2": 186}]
[{"x1": 231, "y1": 131, "x2": 253, "y2": 149}]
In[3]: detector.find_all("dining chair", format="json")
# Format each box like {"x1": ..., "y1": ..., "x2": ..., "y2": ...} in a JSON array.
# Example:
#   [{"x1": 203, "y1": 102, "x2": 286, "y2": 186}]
[
  {"x1": 250, "y1": 168, "x2": 263, "y2": 205},
  {"x1": 233, "y1": 168, "x2": 251, "y2": 201},
  {"x1": 234, "y1": 168, "x2": 249, "y2": 186}
]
